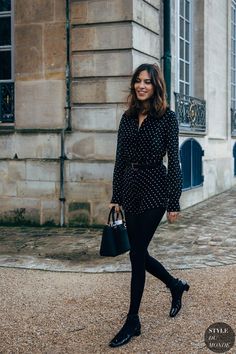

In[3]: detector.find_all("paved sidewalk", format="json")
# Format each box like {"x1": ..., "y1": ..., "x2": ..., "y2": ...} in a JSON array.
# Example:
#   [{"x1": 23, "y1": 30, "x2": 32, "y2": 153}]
[
  {"x1": 0, "y1": 186, "x2": 235, "y2": 273},
  {"x1": 0, "y1": 187, "x2": 236, "y2": 354}
]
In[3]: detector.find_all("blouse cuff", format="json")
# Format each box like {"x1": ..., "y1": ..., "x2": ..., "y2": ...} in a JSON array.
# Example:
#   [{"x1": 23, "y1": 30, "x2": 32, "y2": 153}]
[
  {"x1": 110, "y1": 196, "x2": 122, "y2": 205},
  {"x1": 167, "y1": 201, "x2": 180, "y2": 212}
]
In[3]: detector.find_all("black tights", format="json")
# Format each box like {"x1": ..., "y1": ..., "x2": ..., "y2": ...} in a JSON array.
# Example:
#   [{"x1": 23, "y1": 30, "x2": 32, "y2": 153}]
[{"x1": 125, "y1": 207, "x2": 175, "y2": 315}]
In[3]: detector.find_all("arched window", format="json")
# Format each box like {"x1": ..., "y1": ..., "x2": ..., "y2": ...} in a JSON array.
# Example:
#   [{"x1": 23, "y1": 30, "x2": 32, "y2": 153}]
[
  {"x1": 233, "y1": 142, "x2": 236, "y2": 176},
  {"x1": 180, "y1": 138, "x2": 204, "y2": 190}
]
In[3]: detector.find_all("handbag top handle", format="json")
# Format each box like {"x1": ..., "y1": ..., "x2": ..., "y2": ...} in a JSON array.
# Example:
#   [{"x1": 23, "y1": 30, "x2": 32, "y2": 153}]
[{"x1": 107, "y1": 207, "x2": 125, "y2": 225}]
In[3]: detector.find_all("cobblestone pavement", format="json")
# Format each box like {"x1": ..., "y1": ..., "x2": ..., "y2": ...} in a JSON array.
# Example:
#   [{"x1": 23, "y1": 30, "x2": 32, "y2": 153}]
[{"x1": 0, "y1": 186, "x2": 235, "y2": 273}]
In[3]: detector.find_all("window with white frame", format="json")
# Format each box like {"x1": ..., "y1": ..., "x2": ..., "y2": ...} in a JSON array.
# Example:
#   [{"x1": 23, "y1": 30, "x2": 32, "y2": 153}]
[
  {"x1": 231, "y1": 0, "x2": 236, "y2": 110},
  {"x1": 0, "y1": 0, "x2": 13, "y2": 82},
  {"x1": 178, "y1": 0, "x2": 192, "y2": 96}
]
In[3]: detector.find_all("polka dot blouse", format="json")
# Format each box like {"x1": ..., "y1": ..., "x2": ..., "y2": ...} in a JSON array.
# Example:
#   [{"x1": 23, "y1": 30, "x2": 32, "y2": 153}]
[{"x1": 111, "y1": 108, "x2": 183, "y2": 214}]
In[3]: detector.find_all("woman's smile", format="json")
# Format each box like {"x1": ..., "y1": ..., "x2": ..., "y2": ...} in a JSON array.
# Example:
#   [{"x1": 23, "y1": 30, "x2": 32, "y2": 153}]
[{"x1": 134, "y1": 70, "x2": 154, "y2": 101}]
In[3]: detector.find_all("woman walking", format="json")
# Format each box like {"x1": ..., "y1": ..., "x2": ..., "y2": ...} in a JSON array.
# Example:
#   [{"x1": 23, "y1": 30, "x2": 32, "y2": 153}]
[{"x1": 109, "y1": 63, "x2": 190, "y2": 348}]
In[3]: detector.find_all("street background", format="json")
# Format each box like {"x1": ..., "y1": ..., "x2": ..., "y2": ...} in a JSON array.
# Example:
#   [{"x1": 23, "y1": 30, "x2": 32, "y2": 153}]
[{"x1": 0, "y1": 187, "x2": 236, "y2": 354}]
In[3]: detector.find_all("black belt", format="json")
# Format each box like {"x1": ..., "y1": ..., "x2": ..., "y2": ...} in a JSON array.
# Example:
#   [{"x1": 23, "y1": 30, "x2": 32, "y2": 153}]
[{"x1": 127, "y1": 161, "x2": 162, "y2": 170}]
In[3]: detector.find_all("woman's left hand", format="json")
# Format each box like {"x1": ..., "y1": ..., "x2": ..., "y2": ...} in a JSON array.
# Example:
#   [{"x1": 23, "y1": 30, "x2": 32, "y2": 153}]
[{"x1": 167, "y1": 211, "x2": 180, "y2": 224}]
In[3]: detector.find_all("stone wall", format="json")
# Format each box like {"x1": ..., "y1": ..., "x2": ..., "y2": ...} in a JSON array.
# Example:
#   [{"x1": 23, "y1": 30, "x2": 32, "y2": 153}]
[
  {"x1": 0, "y1": 157, "x2": 60, "y2": 225},
  {"x1": 0, "y1": 0, "x2": 65, "y2": 225},
  {"x1": 15, "y1": 0, "x2": 66, "y2": 129},
  {"x1": 66, "y1": 0, "x2": 161, "y2": 225},
  {"x1": 0, "y1": 0, "x2": 161, "y2": 226}
]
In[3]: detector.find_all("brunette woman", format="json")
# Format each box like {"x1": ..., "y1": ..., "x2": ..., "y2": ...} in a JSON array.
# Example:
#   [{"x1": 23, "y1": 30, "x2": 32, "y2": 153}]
[{"x1": 109, "y1": 63, "x2": 190, "y2": 348}]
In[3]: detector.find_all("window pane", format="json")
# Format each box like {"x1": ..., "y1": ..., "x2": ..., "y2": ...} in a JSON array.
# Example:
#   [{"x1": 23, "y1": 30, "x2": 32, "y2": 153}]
[
  {"x1": 185, "y1": 1, "x2": 190, "y2": 20},
  {"x1": 185, "y1": 83, "x2": 189, "y2": 96},
  {"x1": 185, "y1": 42, "x2": 189, "y2": 61},
  {"x1": 180, "y1": 60, "x2": 184, "y2": 81},
  {"x1": 180, "y1": 0, "x2": 184, "y2": 17},
  {"x1": 180, "y1": 17, "x2": 184, "y2": 38},
  {"x1": 179, "y1": 82, "x2": 184, "y2": 94},
  {"x1": 0, "y1": 16, "x2": 11, "y2": 45},
  {"x1": 233, "y1": 99, "x2": 236, "y2": 110},
  {"x1": 180, "y1": 39, "x2": 184, "y2": 59},
  {"x1": 0, "y1": 0, "x2": 11, "y2": 12},
  {"x1": 185, "y1": 63, "x2": 189, "y2": 83},
  {"x1": 232, "y1": 54, "x2": 236, "y2": 69},
  {"x1": 185, "y1": 21, "x2": 190, "y2": 41},
  {"x1": 185, "y1": 64, "x2": 189, "y2": 83},
  {"x1": 232, "y1": 69, "x2": 235, "y2": 84},
  {"x1": 232, "y1": 85, "x2": 235, "y2": 100},
  {"x1": 0, "y1": 50, "x2": 11, "y2": 79},
  {"x1": 231, "y1": 98, "x2": 235, "y2": 110},
  {"x1": 232, "y1": 37, "x2": 236, "y2": 54}
]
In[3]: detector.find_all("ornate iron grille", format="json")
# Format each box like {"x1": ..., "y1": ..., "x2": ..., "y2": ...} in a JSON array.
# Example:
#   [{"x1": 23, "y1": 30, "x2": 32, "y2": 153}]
[
  {"x1": 0, "y1": 82, "x2": 14, "y2": 123},
  {"x1": 231, "y1": 108, "x2": 236, "y2": 136},
  {"x1": 175, "y1": 92, "x2": 206, "y2": 133}
]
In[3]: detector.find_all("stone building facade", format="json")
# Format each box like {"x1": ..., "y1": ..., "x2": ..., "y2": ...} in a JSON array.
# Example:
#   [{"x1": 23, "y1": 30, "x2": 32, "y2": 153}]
[{"x1": 0, "y1": 0, "x2": 235, "y2": 226}]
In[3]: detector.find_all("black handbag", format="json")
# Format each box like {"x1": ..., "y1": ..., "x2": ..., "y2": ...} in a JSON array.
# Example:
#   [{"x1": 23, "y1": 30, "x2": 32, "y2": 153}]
[{"x1": 100, "y1": 207, "x2": 130, "y2": 257}]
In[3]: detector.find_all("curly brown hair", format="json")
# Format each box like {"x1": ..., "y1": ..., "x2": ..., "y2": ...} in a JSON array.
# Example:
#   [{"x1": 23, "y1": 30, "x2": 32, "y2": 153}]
[{"x1": 126, "y1": 63, "x2": 168, "y2": 118}]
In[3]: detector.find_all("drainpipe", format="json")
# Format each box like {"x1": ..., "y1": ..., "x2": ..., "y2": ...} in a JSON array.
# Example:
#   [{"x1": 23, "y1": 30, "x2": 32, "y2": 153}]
[
  {"x1": 163, "y1": 0, "x2": 171, "y2": 105},
  {"x1": 59, "y1": 129, "x2": 66, "y2": 227},
  {"x1": 59, "y1": 0, "x2": 71, "y2": 226},
  {"x1": 65, "y1": 0, "x2": 72, "y2": 131}
]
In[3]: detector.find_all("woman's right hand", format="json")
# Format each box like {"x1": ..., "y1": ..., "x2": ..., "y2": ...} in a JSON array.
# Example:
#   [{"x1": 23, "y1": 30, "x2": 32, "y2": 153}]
[{"x1": 109, "y1": 203, "x2": 121, "y2": 213}]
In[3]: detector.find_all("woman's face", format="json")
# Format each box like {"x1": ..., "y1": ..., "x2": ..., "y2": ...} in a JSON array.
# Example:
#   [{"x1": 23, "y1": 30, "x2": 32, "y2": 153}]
[{"x1": 134, "y1": 70, "x2": 154, "y2": 102}]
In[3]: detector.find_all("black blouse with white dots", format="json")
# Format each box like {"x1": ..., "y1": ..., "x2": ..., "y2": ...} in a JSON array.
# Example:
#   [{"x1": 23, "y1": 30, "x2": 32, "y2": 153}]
[{"x1": 111, "y1": 108, "x2": 183, "y2": 214}]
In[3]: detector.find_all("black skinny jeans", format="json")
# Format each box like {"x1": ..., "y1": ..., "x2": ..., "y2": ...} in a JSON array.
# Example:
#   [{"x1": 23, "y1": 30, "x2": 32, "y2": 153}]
[{"x1": 125, "y1": 207, "x2": 175, "y2": 315}]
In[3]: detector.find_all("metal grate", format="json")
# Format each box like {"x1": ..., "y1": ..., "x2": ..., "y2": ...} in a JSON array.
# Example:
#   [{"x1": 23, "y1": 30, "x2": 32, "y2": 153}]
[
  {"x1": 180, "y1": 138, "x2": 204, "y2": 190},
  {"x1": 0, "y1": 82, "x2": 14, "y2": 123},
  {"x1": 175, "y1": 92, "x2": 206, "y2": 132}
]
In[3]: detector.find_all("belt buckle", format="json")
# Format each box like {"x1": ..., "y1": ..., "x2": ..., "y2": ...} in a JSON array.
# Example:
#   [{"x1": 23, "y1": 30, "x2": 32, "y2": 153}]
[{"x1": 131, "y1": 162, "x2": 139, "y2": 170}]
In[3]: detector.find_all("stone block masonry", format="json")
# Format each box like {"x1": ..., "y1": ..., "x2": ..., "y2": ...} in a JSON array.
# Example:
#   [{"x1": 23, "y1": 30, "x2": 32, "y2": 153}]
[
  {"x1": 67, "y1": 0, "x2": 161, "y2": 225},
  {"x1": 0, "y1": 0, "x2": 161, "y2": 226},
  {"x1": 15, "y1": 0, "x2": 66, "y2": 129}
]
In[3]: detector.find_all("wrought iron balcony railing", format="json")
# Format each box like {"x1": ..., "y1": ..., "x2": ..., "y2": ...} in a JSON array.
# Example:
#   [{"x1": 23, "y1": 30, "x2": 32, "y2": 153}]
[
  {"x1": 0, "y1": 82, "x2": 14, "y2": 123},
  {"x1": 175, "y1": 92, "x2": 206, "y2": 133},
  {"x1": 231, "y1": 108, "x2": 236, "y2": 136}
]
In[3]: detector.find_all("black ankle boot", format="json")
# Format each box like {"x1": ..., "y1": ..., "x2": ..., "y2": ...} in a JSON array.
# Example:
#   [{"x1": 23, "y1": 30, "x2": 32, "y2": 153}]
[
  {"x1": 109, "y1": 314, "x2": 141, "y2": 348},
  {"x1": 169, "y1": 279, "x2": 190, "y2": 317}
]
